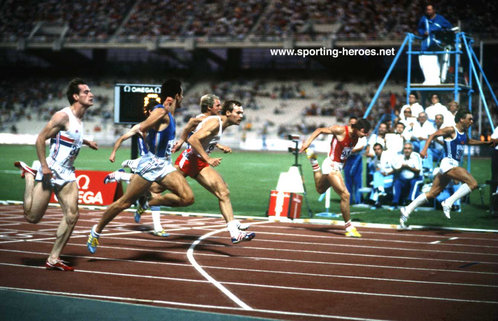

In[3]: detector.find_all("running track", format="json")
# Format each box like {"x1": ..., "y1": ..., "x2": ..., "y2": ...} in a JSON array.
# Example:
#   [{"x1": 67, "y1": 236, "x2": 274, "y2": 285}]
[{"x1": 0, "y1": 204, "x2": 497, "y2": 321}]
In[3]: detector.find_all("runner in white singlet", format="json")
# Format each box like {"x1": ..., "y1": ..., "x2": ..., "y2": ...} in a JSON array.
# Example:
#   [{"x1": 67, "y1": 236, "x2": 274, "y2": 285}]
[{"x1": 14, "y1": 78, "x2": 98, "y2": 271}]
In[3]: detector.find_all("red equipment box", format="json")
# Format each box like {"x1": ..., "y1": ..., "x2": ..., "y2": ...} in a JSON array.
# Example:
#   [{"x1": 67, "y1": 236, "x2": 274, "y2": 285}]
[{"x1": 267, "y1": 190, "x2": 302, "y2": 219}]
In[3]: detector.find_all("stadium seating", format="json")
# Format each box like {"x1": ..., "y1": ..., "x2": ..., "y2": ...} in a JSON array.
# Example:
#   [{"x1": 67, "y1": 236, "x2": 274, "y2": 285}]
[{"x1": 1, "y1": 0, "x2": 496, "y2": 42}]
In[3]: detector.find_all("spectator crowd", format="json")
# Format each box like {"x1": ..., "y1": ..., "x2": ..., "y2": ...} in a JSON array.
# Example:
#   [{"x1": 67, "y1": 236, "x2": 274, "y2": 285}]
[{"x1": 1, "y1": 0, "x2": 496, "y2": 42}]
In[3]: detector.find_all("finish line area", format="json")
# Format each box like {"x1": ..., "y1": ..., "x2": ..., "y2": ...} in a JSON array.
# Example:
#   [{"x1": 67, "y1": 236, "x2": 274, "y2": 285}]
[{"x1": 1, "y1": 203, "x2": 497, "y2": 321}]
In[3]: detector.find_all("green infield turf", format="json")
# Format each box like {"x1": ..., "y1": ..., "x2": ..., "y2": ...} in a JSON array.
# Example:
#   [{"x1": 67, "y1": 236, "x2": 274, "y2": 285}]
[{"x1": 1, "y1": 144, "x2": 496, "y2": 229}]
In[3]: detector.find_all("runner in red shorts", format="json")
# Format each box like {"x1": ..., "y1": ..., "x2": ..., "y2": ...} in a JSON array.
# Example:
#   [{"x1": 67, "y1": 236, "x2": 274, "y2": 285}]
[
  {"x1": 174, "y1": 98, "x2": 254, "y2": 243},
  {"x1": 299, "y1": 119, "x2": 371, "y2": 237}
]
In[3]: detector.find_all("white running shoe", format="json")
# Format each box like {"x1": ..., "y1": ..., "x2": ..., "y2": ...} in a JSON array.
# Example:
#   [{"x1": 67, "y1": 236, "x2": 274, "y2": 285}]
[
  {"x1": 399, "y1": 207, "x2": 409, "y2": 229},
  {"x1": 235, "y1": 220, "x2": 250, "y2": 231},
  {"x1": 104, "y1": 169, "x2": 125, "y2": 184},
  {"x1": 231, "y1": 230, "x2": 255, "y2": 244},
  {"x1": 441, "y1": 200, "x2": 451, "y2": 219}
]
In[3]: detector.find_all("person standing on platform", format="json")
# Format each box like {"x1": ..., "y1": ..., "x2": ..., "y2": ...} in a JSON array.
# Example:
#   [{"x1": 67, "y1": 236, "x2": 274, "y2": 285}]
[
  {"x1": 343, "y1": 116, "x2": 365, "y2": 204},
  {"x1": 418, "y1": 3, "x2": 452, "y2": 85}
]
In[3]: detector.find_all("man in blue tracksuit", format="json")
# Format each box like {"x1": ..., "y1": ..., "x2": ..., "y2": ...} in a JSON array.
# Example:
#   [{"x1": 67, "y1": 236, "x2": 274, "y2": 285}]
[
  {"x1": 343, "y1": 117, "x2": 364, "y2": 204},
  {"x1": 417, "y1": 4, "x2": 452, "y2": 85}
]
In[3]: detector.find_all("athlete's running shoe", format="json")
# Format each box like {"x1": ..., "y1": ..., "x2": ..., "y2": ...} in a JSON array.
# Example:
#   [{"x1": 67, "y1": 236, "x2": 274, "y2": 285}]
[
  {"x1": 152, "y1": 229, "x2": 170, "y2": 237},
  {"x1": 345, "y1": 227, "x2": 362, "y2": 238},
  {"x1": 14, "y1": 161, "x2": 37, "y2": 178},
  {"x1": 231, "y1": 231, "x2": 256, "y2": 244},
  {"x1": 441, "y1": 200, "x2": 451, "y2": 219},
  {"x1": 134, "y1": 193, "x2": 150, "y2": 223},
  {"x1": 399, "y1": 207, "x2": 409, "y2": 229},
  {"x1": 87, "y1": 225, "x2": 100, "y2": 254},
  {"x1": 235, "y1": 220, "x2": 250, "y2": 231},
  {"x1": 305, "y1": 148, "x2": 317, "y2": 160},
  {"x1": 45, "y1": 259, "x2": 74, "y2": 271},
  {"x1": 104, "y1": 168, "x2": 125, "y2": 184}
]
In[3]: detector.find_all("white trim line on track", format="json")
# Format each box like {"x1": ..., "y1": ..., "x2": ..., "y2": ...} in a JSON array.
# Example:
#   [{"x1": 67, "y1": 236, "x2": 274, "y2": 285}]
[
  {"x1": 2, "y1": 200, "x2": 498, "y2": 234},
  {"x1": 2, "y1": 262, "x2": 498, "y2": 304},
  {"x1": 2, "y1": 249, "x2": 497, "y2": 289},
  {"x1": 0, "y1": 286, "x2": 390, "y2": 321},
  {"x1": 2, "y1": 200, "x2": 498, "y2": 233},
  {"x1": 187, "y1": 228, "x2": 254, "y2": 310}
]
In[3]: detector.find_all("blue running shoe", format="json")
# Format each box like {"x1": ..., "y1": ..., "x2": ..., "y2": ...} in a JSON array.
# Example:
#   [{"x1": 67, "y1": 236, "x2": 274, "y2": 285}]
[
  {"x1": 231, "y1": 231, "x2": 255, "y2": 244},
  {"x1": 87, "y1": 225, "x2": 100, "y2": 254}
]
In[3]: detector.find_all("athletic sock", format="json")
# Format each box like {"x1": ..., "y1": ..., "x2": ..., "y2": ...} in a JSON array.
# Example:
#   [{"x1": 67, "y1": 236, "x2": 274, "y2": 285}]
[
  {"x1": 404, "y1": 193, "x2": 428, "y2": 216},
  {"x1": 344, "y1": 220, "x2": 354, "y2": 231},
  {"x1": 227, "y1": 220, "x2": 239, "y2": 237},
  {"x1": 150, "y1": 206, "x2": 162, "y2": 231},
  {"x1": 117, "y1": 172, "x2": 132, "y2": 183},
  {"x1": 444, "y1": 183, "x2": 472, "y2": 208},
  {"x1": 308, "y1": 157, "x2": 319, "y2": 172},
  {"x1": 91, "y1": 224, "x2": 101, "y2": 237}
]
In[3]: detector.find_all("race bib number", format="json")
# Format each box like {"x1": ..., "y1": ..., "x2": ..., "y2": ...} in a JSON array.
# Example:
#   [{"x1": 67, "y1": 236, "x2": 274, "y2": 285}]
[
  {"x1": 455, "y1": 145, "x2": 464, "y2": 160},
  {"x1": 340, "y1": 147, "x2": 352, "y2": 160},
  {"x1": 207, "y1": 143, "x2": 216, "y2": 154}
]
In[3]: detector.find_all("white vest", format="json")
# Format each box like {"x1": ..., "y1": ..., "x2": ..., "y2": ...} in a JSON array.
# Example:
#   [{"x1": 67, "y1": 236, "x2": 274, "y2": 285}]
[{"x1": 49, "y1": 107, "x2": 83, "y2": 168}]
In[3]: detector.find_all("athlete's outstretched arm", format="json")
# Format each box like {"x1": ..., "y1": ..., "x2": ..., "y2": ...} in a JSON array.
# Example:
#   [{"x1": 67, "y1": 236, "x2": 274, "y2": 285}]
[
  {"x1": 299, "y1": 125, "x2": 340, "y2": 153},
  {"x1": 172, "y1": 117, "x2": 203, "y2": 153},
  {"x1": 420, "y1": 126, "x2": 454, "y2": 158},
  {"x1": 468, "y1": 138, "x2": 498, "y2": 146},
  {"x1": 187, "y1": 118, "x2": 221, "y2": 166},
  {"x1": 109, "y1": 123, "x2": 142, "y2": 162},
  {"x1": 139, "y1": 98, "x2": 171, "y2": 133}
]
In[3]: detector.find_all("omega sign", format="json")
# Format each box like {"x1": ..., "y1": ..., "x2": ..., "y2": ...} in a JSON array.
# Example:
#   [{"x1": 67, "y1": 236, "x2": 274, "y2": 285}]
[
  {"x1": 123, "y1": 85, "x2": 161, "y2": 93},
  {"x1": 50, "y1": 170, "x2": 121, "y2": 206},
  {"x1": 76, "y1": 174, "x2": 103, "y2": 204}
]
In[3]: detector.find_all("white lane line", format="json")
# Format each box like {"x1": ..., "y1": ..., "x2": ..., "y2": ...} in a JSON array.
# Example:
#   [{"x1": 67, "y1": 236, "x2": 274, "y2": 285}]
[
  {"x1": 4, "y1": 200, "x2": 498, "y2": 234},
  {"x1": 101, "y1": 235, "x2": 498, "y2": 265},
  {"x1": 187, "y1": 228, "x2": 253, "y2": 311},
  {"x1": 251, "y1": 230, "x2": 498, "y2": 249},
  {"x1": 10, "y1": 238, "x2": 498, "y2": 276},
  {"x1": 430, "y1": 237, "x2": 460, "y2": 245},
  {"x1": 0, "y1": 221, "x2": 233, "y2": 245},
  {"x1": 1, "y1": 264, "x2": 497, "y2": 305},
  {"x1": 255, "y1": 224, "x2": 498, "y2": 242},
  {"x1": 2, "y1": 249, "x2": 497, "y2": 289},
  {"x1": 0, "y1": 286, "x2": 389, "y2": 321}
]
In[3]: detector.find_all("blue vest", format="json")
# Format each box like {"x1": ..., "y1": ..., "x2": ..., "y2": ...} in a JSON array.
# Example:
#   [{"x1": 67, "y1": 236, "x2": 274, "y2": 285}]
[
  {"x1": 443, "y1": 127, "x2": 467, "y2": 162},
  {"x1": 138, "y1": 105, "x2": 176, "y2": 159}
]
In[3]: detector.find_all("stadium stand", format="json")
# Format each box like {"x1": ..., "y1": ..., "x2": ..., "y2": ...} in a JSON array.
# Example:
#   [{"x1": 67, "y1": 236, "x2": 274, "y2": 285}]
[{"x1": 1, "y1": 0, "x2": 497, "y2": 42}]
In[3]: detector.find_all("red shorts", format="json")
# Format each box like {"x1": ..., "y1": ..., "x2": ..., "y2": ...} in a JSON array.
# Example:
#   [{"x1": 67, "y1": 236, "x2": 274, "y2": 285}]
[{"x1": 175, "y1": 152, "x2": 209, "y2": 178}]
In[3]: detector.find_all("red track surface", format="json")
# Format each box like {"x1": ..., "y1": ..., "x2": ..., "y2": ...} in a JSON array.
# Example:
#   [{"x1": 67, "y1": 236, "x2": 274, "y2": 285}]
[{"x1": 1, "y1": 204, "x2": 497, "y2": 320}]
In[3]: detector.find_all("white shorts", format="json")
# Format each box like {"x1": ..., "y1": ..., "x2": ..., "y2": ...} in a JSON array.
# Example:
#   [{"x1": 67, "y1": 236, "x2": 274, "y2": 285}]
[
  {"x1": 322, "y1": 157, "x2": 344, "y2": 175},
  {"x1": 134, "y1": 152, "x2": 175, "y2": 182},
  {"x1": 34, "y1": 158, "x2": 76, "y2": 188},
  {"x1": 437, "y1": 157, "x2": 459, "y2": 175}
]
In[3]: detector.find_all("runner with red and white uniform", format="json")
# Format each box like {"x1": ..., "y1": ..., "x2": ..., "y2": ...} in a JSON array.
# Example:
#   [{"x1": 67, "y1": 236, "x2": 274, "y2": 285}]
[
  {"x1": 174, "y1": 98, "x2": 254, "y2": 244},
  {"x1": 300, "y1": 119, "x2": 371, "y2": 237},
  {"x1": 176, "y1": 115, "x2": 222, "y2": 177}
]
